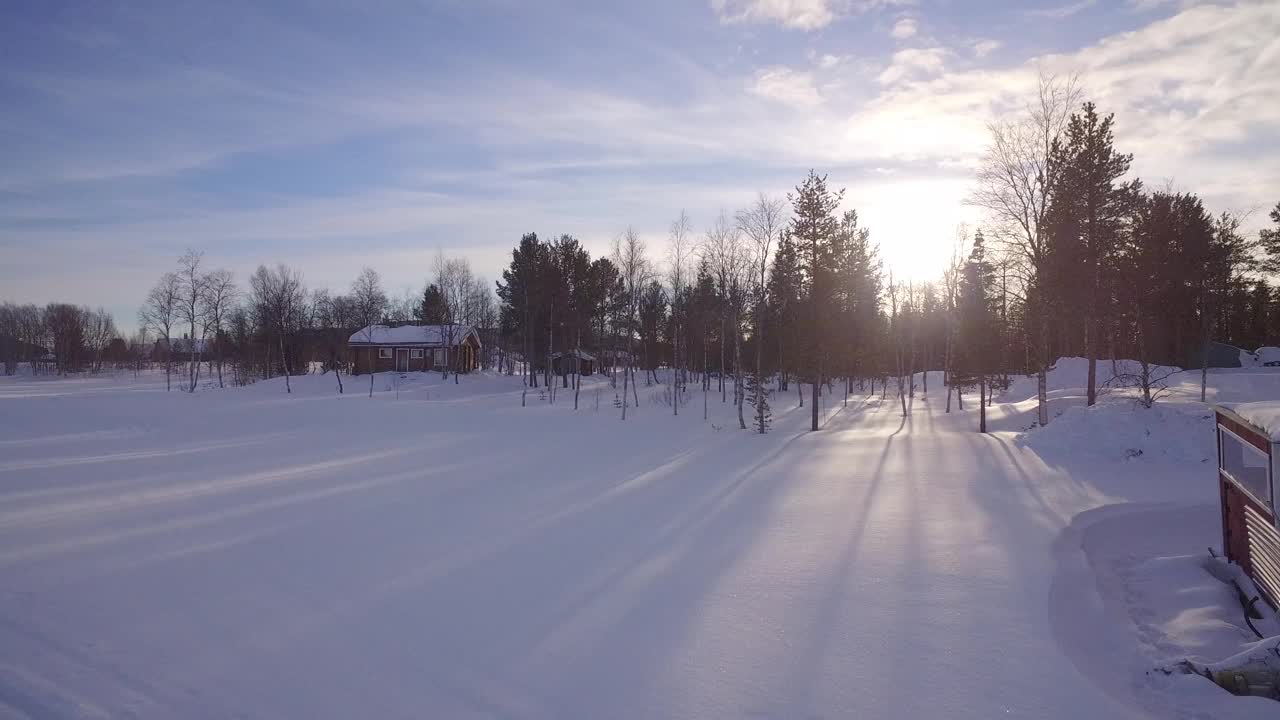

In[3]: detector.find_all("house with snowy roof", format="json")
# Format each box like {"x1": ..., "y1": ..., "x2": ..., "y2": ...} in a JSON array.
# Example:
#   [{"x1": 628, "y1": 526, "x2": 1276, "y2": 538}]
[
  {"x1": 152, "y1": 335, "x2": 210, "y2": 362},
  {"x1": 1214, "y1": 402, "x2": 1280, "y2": 610},
  {"x1": 348, "y1": 323, "x2": 481, "y2": 374}
]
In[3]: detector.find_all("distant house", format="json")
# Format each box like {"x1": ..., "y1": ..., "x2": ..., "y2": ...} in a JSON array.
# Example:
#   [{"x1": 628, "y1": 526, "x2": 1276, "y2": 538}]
[
  {"x1": 153, "y1": 336, "x2": 210, "y2": 362},
  {"x1": 348, "y1": 324, "x2": 482, "y2": 374},
  {"x1": 1214, "y1": 403, "x2": 1280, "y2": 610},
  {"x1": 1198, "y1": 341, "x2": 1249, "y2": 368},
  {"x1": 552, "y1": 350, "x2": 595, "y2": 376}
]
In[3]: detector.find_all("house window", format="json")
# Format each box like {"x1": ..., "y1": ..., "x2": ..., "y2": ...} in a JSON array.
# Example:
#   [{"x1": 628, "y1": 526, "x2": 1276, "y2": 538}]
[
  {"x1": 434, "y1": 349, "x2": 446, "y2": 365},
  {"x1": 410, "y1": 349, "x2": 424, "y2": 359},
  {"x1": 1220, "y1": 425, "x2": 1271, "y2": 505},
  {"x1": 379, "y1": 348, "x2": 393, "y2": 359}
]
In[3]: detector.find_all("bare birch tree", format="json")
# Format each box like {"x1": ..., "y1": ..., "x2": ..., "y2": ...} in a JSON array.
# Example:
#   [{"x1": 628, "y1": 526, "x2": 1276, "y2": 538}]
[
  {"x1": 613, "y1": 227, "x2": 648, "y2": 420},
  {"x1": 738, "y1": 193, "x2": 786, "y2": 433},
  {"x1": 140, "y1": 272, "x2": 181, "y2": 391},
  {"x1": 351, "y1": 267, "x2": 388, "y2": 397},
  {"x1": 83, "y1": 308, "x2": 116, "y2": 372},
  {"x1": 176, "y1": 250, "x2": 207, "y2": 392},
  {"x1": 201, "y1": 268, "x2": 236, "y2": 389},
  {"x1": 667, "y1": 210, "x2": 693, "y2": 417},
  {"x1": 435, "y1": 252, "x2": 477, "y2": 384},
  {"x1": 967, "y1": 71, "x2": 1080, "y2": 427},
  {"x1": 703, "y1": 211, "x2": 747, "y2": 409}
]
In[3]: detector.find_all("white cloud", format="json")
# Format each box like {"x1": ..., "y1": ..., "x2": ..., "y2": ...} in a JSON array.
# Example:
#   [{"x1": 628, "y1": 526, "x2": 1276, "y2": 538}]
[
  {"x1": 1127, "y1": 0, "x2": 1180, "y2": 11},
  {"x1": 889, "y1": 17, "x2": 918, "y2": 39},
  {"x1": 749, "y1": 67, "x2": 824, "y2": 108},
  {"x1": 817, "y1": 53, "x2": 844, "y2": 69},
  {"x1": 710, "y1": 0, "x2": 839, "y2": 30},
  {"x1": 1027, "y1": 0, "x2": 1098, "y2": 19},
  {"x1": 7, "y1": 0, "x2": 1278, "y2": 308},
  {"x1": 710, "y1": 0, "x2": 916, "y2": 30},
  {"x1": 876, "y1": 47, "x2": 948, "y2": 85},
  {"x1": 972, "y1": 39, "x2": 1001, "y2": 58}
]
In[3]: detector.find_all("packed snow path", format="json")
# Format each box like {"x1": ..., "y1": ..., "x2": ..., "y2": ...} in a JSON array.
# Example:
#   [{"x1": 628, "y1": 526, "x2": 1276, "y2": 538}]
[{"x1": 0, "y1": 372, "x2": 1248, "y2": 718}]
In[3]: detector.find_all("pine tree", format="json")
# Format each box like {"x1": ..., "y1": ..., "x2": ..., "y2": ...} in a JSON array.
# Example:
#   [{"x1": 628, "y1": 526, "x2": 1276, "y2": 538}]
[
  {"x1": 954, "y1": 229, "x2": 997, "y2": 432},
  {"x1": 416, "y1": 284, "x2": 449, "y2": 324},
  {"x1": 1258, "y1": 202, "x2": 1280, "y2": 274},
  {"x1": 789, "y1": 170, "x2": 844, "y2": 431},
  {"x1": 766, "y1": 229, "x2": 802, "y2": 393},
  {"x1": 1044, "y1": 101, "x2": 1139, "y2": 407}
]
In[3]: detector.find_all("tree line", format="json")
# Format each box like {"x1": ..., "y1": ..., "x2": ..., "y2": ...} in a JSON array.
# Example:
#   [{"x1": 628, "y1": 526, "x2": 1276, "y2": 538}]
[
  {"x1": 5, "y1": 73, "x2": 1279, "y2": 435},
  {"x1": 492, "y1": 74, "x2": 1280, "y2": 433},
  {"x1": 0, "y1": 303, "x2": 121, "y2": 375},
  {"x1": 129, "y1": 250, "x2": 499, "y2": 394}
]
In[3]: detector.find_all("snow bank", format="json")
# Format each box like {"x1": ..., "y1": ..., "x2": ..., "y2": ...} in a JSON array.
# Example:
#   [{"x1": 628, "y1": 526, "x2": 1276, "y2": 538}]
[
  {"x1": 1005, "y1": 358, "x2": 1280, "y2": 502},
  {"x1": 1002, "y1": 357, "x2": 1183, "y2": 403},
  {"x1": 1018, "y1": 400, "x2": 1215, "y2": 466}
]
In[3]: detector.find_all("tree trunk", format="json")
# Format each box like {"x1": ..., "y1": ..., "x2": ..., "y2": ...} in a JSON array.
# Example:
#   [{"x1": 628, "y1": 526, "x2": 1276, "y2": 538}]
[
  {"x1": 673, "y1": 323, "x2": 679, "y2": 417},
  {"x1": 703, "y1": 342, "x2": 709, "y2": 421},
  {"x1": 1037, "y1": 300, "x2": 1050, "y2": 426},
  {"x1": 622, "y1": 324, "x2": 635, "y2": 419},
  {"x1": 280, "y1": 335, "x2": 292, "y2": 394},
  {"x1": 1200, "y1": 310, "x2": 1211, "y2": 403},
  {"x1": 720, "y1": 317, "x2": 726, "y2": 402},
  {"x1": 979, "y1": 374, "x2": 987, "y2": 433},
  {"x1": 756, "y1": 307, "x2": 766, "y2": 433},
  {"x1": 811, "y1": 368, "x2": 819, "y2": 431},
  {"x1": 735, "y1": 311, "x2": 746, "y2": 430}
]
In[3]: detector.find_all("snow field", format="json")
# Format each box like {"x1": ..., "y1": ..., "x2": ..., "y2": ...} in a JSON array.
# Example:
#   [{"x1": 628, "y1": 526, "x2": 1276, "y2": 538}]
[{"x1": 0, "y1": 362, "x2": 1276, "y2": 717}]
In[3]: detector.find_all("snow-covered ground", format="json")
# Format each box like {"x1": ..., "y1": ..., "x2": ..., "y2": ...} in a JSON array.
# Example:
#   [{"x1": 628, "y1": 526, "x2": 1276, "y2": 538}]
[{"x1": 0, "y1": 362, "x2": 1276, "y2": 718}]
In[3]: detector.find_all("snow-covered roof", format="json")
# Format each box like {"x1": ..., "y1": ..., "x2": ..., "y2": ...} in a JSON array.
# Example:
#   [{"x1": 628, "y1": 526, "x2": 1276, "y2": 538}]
[
  {"x1": 164, "y1": 337, "x2": 209, "y2": 354},
  {"x1": 1256, "y1": 346, "x2": 1280, "y2": 365},
  {"x1": 1220, "y1": 401, "x2": 1280, "y2": 442},
  {"x1": 349, "y1": 324, "x2": 478, "y2": 347},
  {"x1": 552, "y1": 350, "x2": 596, "y2": 361}
]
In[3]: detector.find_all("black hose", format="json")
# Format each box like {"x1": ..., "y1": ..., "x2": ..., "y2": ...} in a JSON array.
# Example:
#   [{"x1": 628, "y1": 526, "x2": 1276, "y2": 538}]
[{"x1": 1231, "y1": 579, "x2": 1265, "y2": 640}]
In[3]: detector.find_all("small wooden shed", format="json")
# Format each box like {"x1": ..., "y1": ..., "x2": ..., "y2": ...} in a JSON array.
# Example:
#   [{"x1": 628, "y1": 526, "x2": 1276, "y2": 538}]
[
  {"x1": 1215, "y1": 403, "x2": 1280, "y2": 609},
  {"x1": 551, "y1": 350, "x2": 595, "y2": 377}
]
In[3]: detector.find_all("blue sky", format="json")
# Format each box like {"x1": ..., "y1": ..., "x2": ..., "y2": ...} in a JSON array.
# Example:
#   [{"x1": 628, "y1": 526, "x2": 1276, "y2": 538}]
[{"x1": 2, "y1": 0, "x2": 1278, "y2": 332}]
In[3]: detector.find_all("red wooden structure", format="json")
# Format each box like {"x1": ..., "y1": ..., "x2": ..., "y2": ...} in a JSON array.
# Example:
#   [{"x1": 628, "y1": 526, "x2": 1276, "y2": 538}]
[{"x1": 1216, "y1": 405, "x2": 1280, "y2": 609}]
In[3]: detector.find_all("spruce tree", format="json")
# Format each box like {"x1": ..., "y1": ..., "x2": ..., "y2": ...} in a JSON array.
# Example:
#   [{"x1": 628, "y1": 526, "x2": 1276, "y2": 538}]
[
  {"x1": 1044, "y1": 102, "x2": 1139, "y2": 407},
  {"x1": 789, "y1": 171, "x2": 844, "y2": 431},
  {"x1": 955, "y1": 229, "x2": 997, "y2": 432},
  {"x1": 766, "y1": 229, "x2": 802, "y2": 393},
  {"x1": 1260, "y1": 202, "x2": 1280, "y2": 274},
  {"x1": 416, "y1": 284, "x2": 448, "y2": 324}
]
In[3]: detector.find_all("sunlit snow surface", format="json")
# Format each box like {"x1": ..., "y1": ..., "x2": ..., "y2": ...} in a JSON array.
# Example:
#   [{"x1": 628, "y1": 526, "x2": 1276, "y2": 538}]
[{"x1": 0, "y1": 363, "x2": 1276, "y2": 718}]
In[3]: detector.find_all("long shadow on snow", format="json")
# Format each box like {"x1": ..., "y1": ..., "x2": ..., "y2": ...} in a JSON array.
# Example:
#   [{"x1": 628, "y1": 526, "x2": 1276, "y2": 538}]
[
  {"x1": 347, "y1": 402, "x2": 885, "y2": 716},
  {"x1": 780, "y1": 419, "x2": 900, "y2": 717}
]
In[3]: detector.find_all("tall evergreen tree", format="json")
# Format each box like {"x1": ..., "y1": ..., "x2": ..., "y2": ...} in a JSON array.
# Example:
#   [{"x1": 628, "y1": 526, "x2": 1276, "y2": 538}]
[
  {"x1": 766, "y1": 229, "x2": 802, "y2": 394},
  {"x1": 416, "y1": 284, "x2": 448, "y2": 324},
  {"x1": 789, "y1": 171, "x2": 844, "y2": 431},
  {"x1": 955, "y1": 230, "x2": 997, "y2": 432},
  {"x1": 1258, "y1": 202, "x2": 1280, "y2": 274},
  {"x1": 1044, "y1": 102, "x2": 1139, "y2": 406}
]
